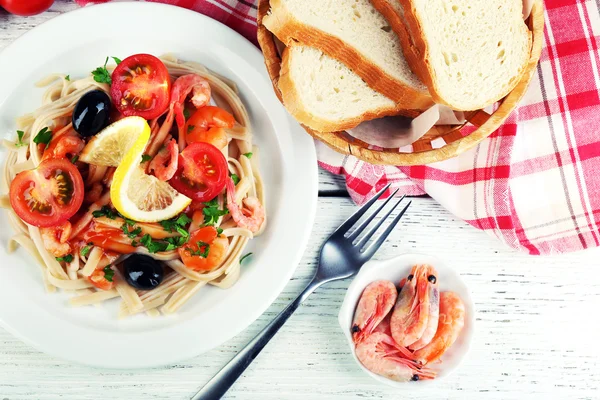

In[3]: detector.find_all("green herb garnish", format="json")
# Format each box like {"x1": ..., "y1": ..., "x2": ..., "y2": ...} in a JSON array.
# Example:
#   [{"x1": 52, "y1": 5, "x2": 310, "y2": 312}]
[
  {"x1": 15, "y1": 130, "x2": 26, "y2": 147},
  {"x1": 103, "y1": 265, "x2": 114, "y2": 282},
  {"x1": 186, "y1": 241, "x2": 210, "y2": 258},
  {"x1": 160, "y1": 213, "x2": 192, "y2": 232},
  {"x1": 243, "y1": 152, "x2": 253, "y2": 159},
  {"x1": 80, "y1": 244, "x2": 92, "y2": 258},
  {"x1": 140, "y1": 154, "x2": 152, "y2": 163},
  {"x1": 92, "y1": 57, "x2": 112, "y2": 84},
  {"x1": 71, "y1": 155, "x2": 79, "y2": 164},
  {"x1": 187, "y1": 125, "x2": 195, "y2": 134},
  {"x1": 217, "y1": 227, "x2": 224, "y2": 235},
  {"x1": 92, "y1": 205, "x2": 117, "y2": 219},
  {"x1": 183, "y1": 108, "x2": 191, "y2": 120},
  {"x1": 55, "y1": 254, "x2": 74, "y2": 263},
  {"x1": 112, "y1": 56, "x2": 122, "y2": 65},
  {"x1": 65, "y1": 75, "x2": 70, "y2": 81},
  {"x1": 202, "y1": 198, "x2": 228, "y2": 226},
  {"x1": 121, "y1": 223, "x2": 142, "y2": 239},
  {"x1": 240, "y1": 253, "x2": 253, "y2": 264},
  {"x1": 231, "y1": 173, "x2": 240, "y2": 185},
  {"x1": 33, "y1": 127, "x2": 52, "y2": 149}
]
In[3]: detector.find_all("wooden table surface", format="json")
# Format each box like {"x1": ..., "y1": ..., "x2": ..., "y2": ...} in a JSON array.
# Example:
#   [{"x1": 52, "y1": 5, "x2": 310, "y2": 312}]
[{"x1": 1, "y1": 2, "x2": 599, "y2": 400}]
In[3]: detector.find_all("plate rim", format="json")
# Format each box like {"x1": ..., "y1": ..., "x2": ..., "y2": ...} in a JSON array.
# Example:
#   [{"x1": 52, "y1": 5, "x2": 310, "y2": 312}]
[{"x1": 0, "y1": 2, "x2": 319, "y2": 369}]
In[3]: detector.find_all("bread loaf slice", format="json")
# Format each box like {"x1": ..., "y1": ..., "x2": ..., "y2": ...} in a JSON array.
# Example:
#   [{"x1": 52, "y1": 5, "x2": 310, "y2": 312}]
[
  {"x1": 279, "y1": 45, "x2": 415, "y2": 132},
  {"x1": 263, "y1": 0, "x2": 432, "y2": 110},
  {"x1": 374, "y1": 0, "x2": 531, "y2": 110}
]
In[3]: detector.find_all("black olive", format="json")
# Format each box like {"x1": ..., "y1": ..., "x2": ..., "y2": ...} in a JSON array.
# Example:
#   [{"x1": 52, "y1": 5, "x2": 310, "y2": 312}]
[
  {"x1": 428, "y1": 275, "x2": 437, "y2": 284},
  {"x1": 124, "y1": 254, "x2": 164, "y2": 290},
  {"x1": 72, "y1": 90, "x2": 111, "y2": 137}
]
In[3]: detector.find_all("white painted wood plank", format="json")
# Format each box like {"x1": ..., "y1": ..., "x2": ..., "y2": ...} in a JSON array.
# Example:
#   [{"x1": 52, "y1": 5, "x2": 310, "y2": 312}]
[{"x1": 0, "y1": 197, "x2": 599, "y2": 400}]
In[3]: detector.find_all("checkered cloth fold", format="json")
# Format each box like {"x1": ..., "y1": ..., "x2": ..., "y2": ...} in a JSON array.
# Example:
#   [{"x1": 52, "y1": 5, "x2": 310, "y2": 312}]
[{"x1": 75, "y1": 0, "x2": 600, "y2": 255}]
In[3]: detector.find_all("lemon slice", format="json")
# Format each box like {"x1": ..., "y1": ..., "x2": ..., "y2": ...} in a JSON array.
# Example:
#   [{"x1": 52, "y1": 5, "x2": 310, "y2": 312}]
[
  {"x1": 110, "y1": 122, "x2": 191, "y2": 222},
  {"x1": 79, "y1": 116, "x2": 150, "y2": 166}
]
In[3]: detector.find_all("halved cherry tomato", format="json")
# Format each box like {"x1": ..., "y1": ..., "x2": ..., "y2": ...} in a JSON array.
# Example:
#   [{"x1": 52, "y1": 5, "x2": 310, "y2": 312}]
[
  {"x1": 178, "y1": 226, "x2": 229, "y2": 272},
  {"x1": 169, "y1": 142, "x2": 228, "y2": 202},
  {"x1": 10, "y1": 158, "x2": 84, "y2": 227},
  {"x1": 0, "y1": 0, "x2": 54, "y2": 16},
  {"x1": 88, "y1": 267, "x2": 115, "y2": 291},
  {"x1": 110, "y1": 54, "x2": 171, "y2": 120},
  {"x1": 185, "y1": 106, "x2": 234, "y2": 149}
]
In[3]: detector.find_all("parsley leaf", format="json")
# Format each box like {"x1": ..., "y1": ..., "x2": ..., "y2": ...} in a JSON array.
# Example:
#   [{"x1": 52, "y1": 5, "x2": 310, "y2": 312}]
[
  {"x1": 80, "y1": 244, "x2": 92, "y2": 258},
  {"x1": 121, "y1": 223, "x2": 142, "y2": 239},
  {"x1": 217, "y1": 227, "x2": 223, "y2": 235},
  {"x1": 140, "y1": 154, "x2": 152, "y2": 163},
  {"x1": 183, "y1": 108, "x2": 191, "y2": 120},
  {"x1": 202, "y1": 198, "x2": 228, "y2": 225},
  {"x1": 160, "y1": 213, "x2": 191, "y2": 232},
  {"x1": 15, "y1": 130, "x2": 26, "y2": 147},
  {"x1": 112, "y1": 56, "x2": 122, "y2": 65},
  {"x1": 33, "y1": 127, "x2": 52, "y2": 149},
  {"x1": 187, "y1": 125, "x2": 195, "y2": 134},
  {"x1": 186, "y1": 241, "x2": 210, "y2": 258},
  {"x1": 56, "y1": 254, "x2": 74, "y2": 263},
  {"x1": 243, "y1": 152, "x2": 253, "y2": 159},
  {"x1": 103, "y1": 265, "x2": 114, "y2": 282},
  {"x1": 92, "y1": 57, "x2": 112, "y2": 84},
  {"x1": 65, "y1": 75, "x2": 70, "y2": 81},
  {"x1": 71, "y1": 155, "x2": 79, "y2": 164},
  {"x1": 230, "y1": 173, "x2": 240, "y2": 185},
  {"x1": 240, "y1": 253, "x2": 253, "y2": 264},
  {"x1": 92, "y1": 205, "x2": 117, "y2": 219}
]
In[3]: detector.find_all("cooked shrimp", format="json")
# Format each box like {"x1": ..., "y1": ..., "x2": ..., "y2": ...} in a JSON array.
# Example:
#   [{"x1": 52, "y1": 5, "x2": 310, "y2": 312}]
[
  {"x1": 355, "y1": 332, "x2": 435, "y2": 382},
  {"x1": 43, "y1": 135, "x2": 85, "y2": 161},
  {"x1": 352, "y1": 280, "x2": 397, "y2": 344},
  {"x1": 185, "y1": 106, "x2": 234, "y2": 149},
  {"x1": 148, "y1": 138, "x2": 178, "y2": 181},
  {"x1": 171, "y1": 74, "x2": 212, "y2": 150},
  {"x1": 413, "y1": 292, "x2": 465, "y2": 366},
  {"x1": 147, "y1": 103, "x2": 175, "y2": 157},
  {"x1": 40, "y1": 222, "x2": 72, "y2": 257},
  {"x1": 373, "y1": 313, "x2": 392, "y2": 336},
  {"x1": 390, "y1": 265, "x2": 420, "y2": 346},
  {"x1": 409, "y1": 266, "x2": 440, "y2": 350},
  {"x1": 225, "y1": 177, "x2": 265, "y2": 233}
]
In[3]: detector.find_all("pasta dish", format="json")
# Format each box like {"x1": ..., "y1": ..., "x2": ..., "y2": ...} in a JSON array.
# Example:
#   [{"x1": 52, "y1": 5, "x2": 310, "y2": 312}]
[{"x1": 0, "y1": 54, "x2": 266, "y2": 318}]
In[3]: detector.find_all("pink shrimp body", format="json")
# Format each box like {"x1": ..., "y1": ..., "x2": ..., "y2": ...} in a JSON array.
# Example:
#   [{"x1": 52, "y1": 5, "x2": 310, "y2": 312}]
[
  {"x1": 413, "y1": 292, "x2": 465, "y2": 365},
  {"x1": 390, "y1": 265, "x2": 420, "y2": 346},
  {"x1": 225, "y1": 177, "x2": 265, "y2": 233},
  {"x1": 351, "y1": 280, "x2": 397, "y2": 344},
  {"x1": 409, "y1": 266, "x2": 440, "y2": 350},
  {"x1": 355, "y1": 332, "x2": 436, "y2": 382},
  {"x1": 148, "y1": 138, "x2": 179, "y2": 181},
  {"x1": 40, "y1": 222, "x2": 72, "y2": 257},
  {"x1": 373, "y1": 313, "x2": 392, "y2": 336}
]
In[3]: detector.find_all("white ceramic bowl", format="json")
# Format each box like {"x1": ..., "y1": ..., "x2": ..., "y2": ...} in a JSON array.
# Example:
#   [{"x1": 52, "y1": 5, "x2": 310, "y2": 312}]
[{"x1": 338, "y1": 253, "x2": 475, "y2": 387}]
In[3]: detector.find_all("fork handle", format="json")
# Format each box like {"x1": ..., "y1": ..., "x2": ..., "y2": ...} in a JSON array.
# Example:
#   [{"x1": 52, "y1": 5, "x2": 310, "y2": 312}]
[{"x1": 191, "y1": 279, "x2": 322, "y2": 400}]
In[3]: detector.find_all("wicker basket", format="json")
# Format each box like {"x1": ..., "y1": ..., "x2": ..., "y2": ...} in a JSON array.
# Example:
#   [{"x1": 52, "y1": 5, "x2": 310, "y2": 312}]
[{"x1": 257, "y1": 0, "x2": 545, "y2": 165}]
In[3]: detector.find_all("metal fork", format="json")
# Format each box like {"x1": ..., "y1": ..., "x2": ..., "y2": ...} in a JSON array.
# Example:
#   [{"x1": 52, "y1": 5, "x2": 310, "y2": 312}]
[{"x1": 191, "y1": 184, "x2": 411, "y2": 400}]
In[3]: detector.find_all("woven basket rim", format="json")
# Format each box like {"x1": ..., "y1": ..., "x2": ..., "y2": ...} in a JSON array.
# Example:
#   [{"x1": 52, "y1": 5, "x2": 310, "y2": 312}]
[{"x1": 257, "y1": 0, "x2": 545, "y2": 166}]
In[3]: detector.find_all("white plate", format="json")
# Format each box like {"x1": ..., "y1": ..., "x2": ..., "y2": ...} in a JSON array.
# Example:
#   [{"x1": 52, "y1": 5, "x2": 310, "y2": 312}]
[
  {"x1": 338, "y1": 253, "x2": 475, "y2": 388},
  {"x1": 0, "y1": 2, "x2": 318, "y2": 368}
]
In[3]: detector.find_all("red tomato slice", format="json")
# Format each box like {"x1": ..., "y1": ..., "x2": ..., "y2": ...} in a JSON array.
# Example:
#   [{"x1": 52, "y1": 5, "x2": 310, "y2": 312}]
[
  {"x1": 169, "y1": 142, "x2": 228, "y2": 202},
  {"x1": 10, "y1": 158, "x2": 84, "y2": 227},
  {"x1": 0, "y1": 0, "x2": 54, "y2": 16},
  {"x1": 178, "y1": 226, "x2": 229, "y2": 272},
  {"x1": 110, "y1": 54, "x2": 171, "y2": 120}
]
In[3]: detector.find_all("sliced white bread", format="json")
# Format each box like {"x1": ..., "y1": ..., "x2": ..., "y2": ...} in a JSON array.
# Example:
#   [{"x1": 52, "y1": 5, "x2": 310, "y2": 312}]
[
  {"x1": 263, "y1": 0, "x2": 433, "y2": 110},
  {"x1": 279, "y1": 45, "x2": 416, "y2": 132},
  {"x1": 374, "y1": 0, "x2": 532, "y2": 110}
]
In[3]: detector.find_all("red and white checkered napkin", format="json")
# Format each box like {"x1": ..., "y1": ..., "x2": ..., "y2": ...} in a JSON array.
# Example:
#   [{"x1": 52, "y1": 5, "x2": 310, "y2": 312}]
[{"x1": 75, "y1": 0, "x2": 600, "y2": 255}]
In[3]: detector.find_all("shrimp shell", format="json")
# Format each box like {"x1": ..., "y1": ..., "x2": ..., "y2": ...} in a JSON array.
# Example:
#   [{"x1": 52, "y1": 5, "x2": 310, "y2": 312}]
[
  {"x1": 409, "y1": 266, "x2": 440, "y2": 350},
  {"x1": 351, "y1": 280, "x2": 397, "y2": 344}
]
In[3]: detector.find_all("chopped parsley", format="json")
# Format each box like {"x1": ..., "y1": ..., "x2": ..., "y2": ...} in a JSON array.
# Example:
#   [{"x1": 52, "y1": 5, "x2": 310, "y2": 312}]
[
  {"x1": 186, "y1": 241, "x2": 210, "y2": 258},
  {"x1": 33, "y1": 127, "x2": 52, "y2": 149},
  {"x1": 140, "y1": 154, "x2": 152, "y2": 163},
  {"x1": 187, "y1": 124, "x2": 195, "y2": 134},
  {"x1": 217, "y1": 227, "x2": 223, "y2": 235},
  {"x1": 55, "y1": 254, "x2": 74, "y2": 263},
  {"x1": 243, "y1": 152, "x2": 253, "y2": 159},
  {"x1": 240, "y1": 253, "x2": 253, "y2": 264},
  {"x1": 65, "y1": 75, "x2": 70, "y2": 81},
  {"x1": 183, "y1": 108, "x2": 191, "y2": 120},
  {"x1": 160, "y1": 213, "x2": 192, "y2": 232},
  {"x1": 121, "y1": 223, "x2": 142, "y2": 239},
  {"x1": 203, "y1": 198, "x2": 228, "y2": 225},
  {"x1": 230, "y1": 173, "x2": 240, "y2": 185},
  {"x1": 80, "y1": 244, "x2": 92, "y2": 258},
  {"x1": 103, "y1": 265, "x2": 114, "y2": 282},
  {"x1": 71, "y1": 155, "x2": 79, "y2": 164},
  {"x1": 92, "y1": 57, "x2": 112, "y2": 84},
  {"x1": 111, "y1": 56, "x2": 122, "y2": 65},
  {"x1": 15, "y1": 130, "x2": 26, "y2": 147},
  {"x1": 92, "y1": 205, "x2": 117, "y2": 219},
  {"x1": 140, "y1": 233, "x2": 189, "y2": 253}
]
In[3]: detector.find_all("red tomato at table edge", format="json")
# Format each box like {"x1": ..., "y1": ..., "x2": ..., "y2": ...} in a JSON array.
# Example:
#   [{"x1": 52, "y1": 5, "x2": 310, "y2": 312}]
[
  {"x1": 9, "y1": 158, "x2": 84, "y2": 227},
  {"x1": 110, "y1": 53, "x2": 171, "y2": 120},
  {"x1": 0, "y1": 0, "x2": 54, "y2": 16}
]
